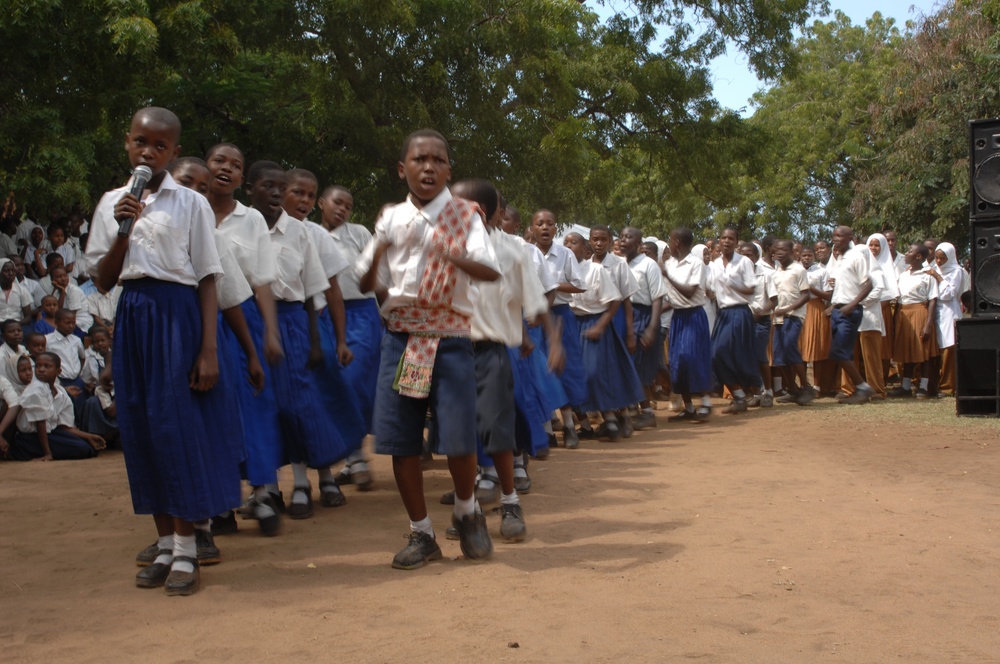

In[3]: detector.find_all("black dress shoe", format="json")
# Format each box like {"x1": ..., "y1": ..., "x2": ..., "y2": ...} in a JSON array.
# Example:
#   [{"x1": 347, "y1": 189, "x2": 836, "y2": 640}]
[
  {"x1": 136, "y1": 552, "x2": 172, "y2": 588},
  {"x1": 451, "y1": 511, "x2": 493, "y2": 561},
  {"x1": 164, "y1": 556, "x2": 200, "y2": 596}
]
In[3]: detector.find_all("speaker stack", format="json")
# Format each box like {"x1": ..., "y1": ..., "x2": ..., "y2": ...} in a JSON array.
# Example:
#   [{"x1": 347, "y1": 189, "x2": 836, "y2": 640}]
[{"x1": 957, "y1": 120, "x2": 1000, "y2": 415}]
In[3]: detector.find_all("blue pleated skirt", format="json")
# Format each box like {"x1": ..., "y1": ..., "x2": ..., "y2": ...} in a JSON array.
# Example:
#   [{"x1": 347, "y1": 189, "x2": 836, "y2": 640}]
[
  {"x1": 316, "y1": 308, "x2": 367, "y2": 455},
  {"x1": 711, "y1": 305, "x2": 762, "y2": 388},
  {"x1": 113, "y1": 279, "x2": 243, "y2": 522},
  {"x1": 507, "y1": 345, "x2": 553, "y2": 457},
  {"x1": 545, "y1": 304, "x2": 588, "y2": 407},
  {"x1": 342, "y1": 298, "x2": 383, "y2": 433},
  {"x1": 271, "y1": 301, "x2": 350, "y2": 468},
  {"x1": 630, "y1": 303, "x2": 662, "y2": 386},
  {"x1": 577, "y1": 312, "x2": 645, "y2": 412},
  {"x1": 668, "y1": 307, "x2": 714, "y2": 395},
  {"x1": 219, "y1": 298, "x2": 283, "y2": 486},
  {"x1": 526, "y1": 325, "x2": 569, "y2": 413}
]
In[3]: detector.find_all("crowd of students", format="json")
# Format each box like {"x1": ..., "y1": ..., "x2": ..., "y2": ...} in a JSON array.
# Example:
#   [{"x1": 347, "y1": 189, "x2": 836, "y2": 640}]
[{"x1": 0, "y1": 106, "x2": 972, "y2": 596}]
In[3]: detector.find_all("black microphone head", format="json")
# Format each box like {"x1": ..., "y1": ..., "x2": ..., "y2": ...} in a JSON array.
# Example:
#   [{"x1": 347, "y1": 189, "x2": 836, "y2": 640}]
[{"x1": 132, "y1": 165, "x2": 153, "y2": 183}]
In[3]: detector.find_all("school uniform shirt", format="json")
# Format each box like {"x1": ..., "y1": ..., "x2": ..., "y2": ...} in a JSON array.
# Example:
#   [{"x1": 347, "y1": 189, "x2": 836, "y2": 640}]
[
  {"x1": 569, "y1": 260, "x2": 621, "y2": 315},
  {"x1": 329, "y1": 222, "x2": 376, "y2": 301},
  {"x1": 354, "y1": 188, "x2": 498, "y2": 318},
  {"x1": 829, "y1": 247, "x2": 870, "y2": 306},
  {"x1": 627, "y1": 253, "x2": 669, "y2": 307},
  {"x1": 16, "y1": 380, "x2": 74, "y2": 433},
  {"x1": 663, "y1": 252, "x2": 708, "y2": 309},
  {"x1": 81, "y1": 348, "x2": 106, "y2": 390},
  {"x1": 806, "y1": 263, "x2": 828, "y2": 299},
  {"x1": 708, "y1": 253, "x2": 756, "y2": 308},
  {"x1": 892, "y1": 252, "x2": 907, "y2": 276},
  {"x1": 0, "y1": 375, "x2": 21, "y2": 407},
  {"x1": 267, "y1": 211, "x2": 329, "y2": 303},
  {"x1": 17, "y1": 277, "x2": 42, "y2": 308},
  {"x1": 0, "y1": 343, "x2": 29, "y2": 364},
  {"x1": 54, "y1": 244, "x2": 77, "y2": 273},
  {"x1": 301, "y1": 220, "x2": 349, "y2": 311},
  {"x1": 0, "y1": 234, "x2": 17, "y2": 259},
  {"x1": 934, "y1": 243, "x2": 965, "y2": 349},
  {"x1": 33, "y1": 275, "x2": 53, "y2": 308},
  {"x1": 213, "y1": 231, "x2": 253, "y2": 310},
  {"x1": 45, "y1": 330, "x2": 85, "y2": 380},
  {"x1": 897, "y1": 268, "x2": 939, "y2": 305},
  {"x1": 24, "y1": 240, "x2": 52, "y2": 267},
  {"x1": 471, "y1": 228, "x2": 549, "y2": 346},
  {"x1": 770, "y1": 262, "x2": 810, "y2": 320},
  {"x1": 859, "y1": 269, "x2": 886, "y2": 334},
  {"x1": 539, "y1": 243, "x2": 585, "y2": 306},
  {"x1": 86, "y1": 286, "x2": 122, "y2": 325},
  {"x1": 0, "y1": 283, "x2": 30, "y2": 322},
  {"x1": 56, "y1": 283, "x2": 94, "y2": 332},
  {"x1": 748, "y1": 262, "x2": 773, "y2": 316},
  {"x1": 522, "y1": 239, "x2": 558, "y2": 294},
  {"x1": 215, "y1": 201, "x2": 277, "y2": 288},
  {"x1": 595, "y1": 253, "x2": 639, "y2": 302},
  {"x1": 86, "y1": 172, "x2": 223, "y2": 287},
  {"x1": 15, "y1": 220, "x2": 40, "y2": 250}
]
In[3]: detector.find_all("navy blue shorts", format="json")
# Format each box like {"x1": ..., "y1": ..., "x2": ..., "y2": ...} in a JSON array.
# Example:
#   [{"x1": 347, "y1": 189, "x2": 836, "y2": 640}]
[
  {"x1": 829, "y1": 307, "x2": 863, "y2": 362},
  {"x1": 772, "y1": 316, "x2": 804, "y2": 367},
  {"x1": 373, "y1": 332, "x2": 477, "y2": 457},
  {"x1": 753, "y1": 317, "x2": 772, "y2": 364}
]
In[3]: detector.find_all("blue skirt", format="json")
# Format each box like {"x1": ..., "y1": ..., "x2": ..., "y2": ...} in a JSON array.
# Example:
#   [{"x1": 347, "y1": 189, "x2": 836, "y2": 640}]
[
  {"x1": 507, "y1": 345, "x2": 553, "y2": 458},
  {"x1": 113, "y1": 280, "x2": 243, "y2": 522},
  {"x1": 220, "y1": 298, "x2": 283, "y2": 486},
  {"x1": 711, "y1": 305, "x2": 761, "y2": 388},
  {"x1": 526, "y1": 324, "x2": 569, "y2": 413},
  {"x1": 317, "y1": 308, "x2": 367, "y2": 455},
  {"x1": 272, "y1": 301, "x2": 351, "y2": 468},
  {"x1": 577, "y1": 313, "x2": 645, "y2": 412},
  {"x1": 631, "y1": 303, "x2": 662, "y2": 386},
  {"x1": 545, "y1": 304, "x2": 588, "y2": 408},
  {"x1": 668, "y1": 307, "x2": 714, "y2": 395},
  {"x1": 342, "y1": 299, "x2": 383, "y2": 433}
]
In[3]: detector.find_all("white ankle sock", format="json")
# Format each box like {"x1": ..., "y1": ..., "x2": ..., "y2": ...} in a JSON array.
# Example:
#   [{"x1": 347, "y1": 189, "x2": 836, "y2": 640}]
[
  {"x1": 902, "y1": 377, "x2": 912, "y2": 390},
  {"x1": 194, "y1": 520, "x2": 211, "y2": 533},
  {"x1": 291, "y1": 463, "x2": 310, "y2": 504},
  {"x1": 774, "y1": 377, "x2": 783, "y2": 391},
  {"x1": 454, "y1": 494, "x2": 476, "y2": 519},
  {"x1": 154, "y1": 535, "x2": 173, "y2": 565},
  {"x1": 857, "y1": 382, "x2": 871, "y2": 391},
  {"x1": 700, "y1": 396, "x2": 712, "y2": 408},
  {"x1": 253, "y1": 487, "x2": 276, "y2": 519},
  {"x1": 172, "y1": 533, "x2": 196, "y2": 572},
  {"x1": 920, "y1": 377, "x2": 929, "y2": 389},
  {"x1": 500, "y1": 490, "x2": 519, "y2": 506},
  {"x1": 410, "y1": 516, "x2": 434, "y2": 537},
  {"x1": 733, "y1": 389, "x2": 746, "y2": 400}
]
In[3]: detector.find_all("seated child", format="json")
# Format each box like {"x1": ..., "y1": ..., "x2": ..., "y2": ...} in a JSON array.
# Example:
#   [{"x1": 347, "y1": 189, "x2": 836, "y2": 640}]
[
  {"x1": 24, "y1": 226, "x2": 51, "y2": 280},
  {"x1": 50, "y1": 265, "x2": 93, "y2": 336},
  {"x1": 25, "y1": 331, "x2": 46, "y2": 359},
  {"x1": 45, "y1": 309, "x2": 87, "y2": 422},
  {"x1": 34, "y1": 253, "x2": 64, "y2": 305},
  {"x1": 82, "y1": 341, "x2": 118, "y2": 445},
  {"x1": 34, "y1": 295, "x2": 58, "y2": 334},
  {"x1": 8, "y1": 352, "x2": 105, "y2": 460},
  {"x1": 0, "y1": 319, "x2": 29, "y2": 364},
  {"x1": 0, "y1": 354, "x2": 31, "y2": 459},
  {"x1": 82, "y1": 325, "x2": 111, "y2": 391}
]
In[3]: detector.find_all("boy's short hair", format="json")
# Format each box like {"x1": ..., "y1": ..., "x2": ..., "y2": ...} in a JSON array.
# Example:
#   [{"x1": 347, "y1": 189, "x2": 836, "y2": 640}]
[
  {"x1": 36, "y1": 351, "x2": 61, "y2": 368},
  {"x1": 88, "y1": 324, "x2": 111, "y2": 338},
  {"x1": 40, "y1": 295, "x2": 58, "y2": 305},
  {"x1": 169, "y1": 156, "x2": 208, "y2": 171},
  {"x1": 133, "y1": 107, "x2": 182, "y2": 140},
  {"x1": 913, "y1": 244, "x2": 930, "y2": 259},
  {"x1": 671, "y1": 227, "x2": 694, "y2": 249},
  {"x1": 54, "y1": 308, "x2": 76, "y2": 322},
  {"x1": 400, "y1": 129, "x2": 450, "y2": 162},
  {"x1": 45, "y1": 253, "x2": 64, "y2": 269},
  {"x1": 0, "y1": 318, "x2": 20, "y2": 334},
  {"x1": 321, "y1": 184, "x2": 351, "y2": 199},
  {"x1": 246, "y1": 160, "x2": 284, "y2": 186},
  {"x1": 451, "y1": 179, "x2": 498, "y2": 221},
  {"x1": 590, "y1": 224, "x2": 612, "y2": 238},
  {"x1": 286, "y1": 168, "x2": 317, "y2": 185},
  {"x1": 205, "y1": 142, "x2": 243, "y2": 162},
  {"x1": 25, "y1": 331, "x2": 46, "y2": 347}
]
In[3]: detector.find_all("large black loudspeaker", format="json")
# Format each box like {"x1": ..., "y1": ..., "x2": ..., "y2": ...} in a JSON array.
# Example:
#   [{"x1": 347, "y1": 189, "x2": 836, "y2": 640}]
[
  {"x1": 969, "y1": 120, "x2": 1000, "y2": 315},
  {"x1": 955, "y1": 317, "x2": 1000, "y2": 416}
]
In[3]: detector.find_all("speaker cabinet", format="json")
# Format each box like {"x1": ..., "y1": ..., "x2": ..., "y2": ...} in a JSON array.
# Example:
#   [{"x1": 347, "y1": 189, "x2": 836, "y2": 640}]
[
  {"x1": 970, "y1": 119, "x2": 1000, "y2": 220},
  {"x1": 955, "y1": 317, "x2": 1000, "y2": 417},
  {"x1": 971, "y1": 220, "x2": 1000, "y2": 315}
]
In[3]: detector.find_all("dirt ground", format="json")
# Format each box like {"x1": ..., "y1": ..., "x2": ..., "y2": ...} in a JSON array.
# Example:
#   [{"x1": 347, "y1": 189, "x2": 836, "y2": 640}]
[{"x1": 2, "y1": 397, "x2": 1000, "y2": 663}]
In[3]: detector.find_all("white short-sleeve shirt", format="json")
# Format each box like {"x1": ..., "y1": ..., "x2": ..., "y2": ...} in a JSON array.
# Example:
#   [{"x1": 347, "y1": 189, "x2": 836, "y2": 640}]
[
  {"x1": 86, "y1": 172, "x2": 222, "y2": 287},
  {"x1": 539, "y1": 243, "x2": 585, "y2": 306},
  {"x1": 16, "y1": 380, "x2": 74, "y2": 433},
  {"x1": 215, "y1": 202, "x2": 277, "y2": 288},
  {"x1": 0, "y1": 284, "x2": 30, "y2": 322},
  {"x1": 663, "y1": 252, "x2": 708, "y2": 309},
  {"x1": 329, "y1": 222, "x2": 376, "y2": 301},
  {"x1": 708, "y1": 253, "x2": 756, "y2": 308},
  {"x1": 628, "y1": 253, "x2": 668, "y2": 307},
  {"x1": 268, "y1": 211, "x2": 329, "y2": 303},
  {"x1": 471, "y1": 229, "x2": 549, "y2": 345},
  {"x1": 570, "y1": 260, "x2": 622, "y2": 315},
  {"x1": 770, "y1": 262, "x2": 810, "y2": 319}
]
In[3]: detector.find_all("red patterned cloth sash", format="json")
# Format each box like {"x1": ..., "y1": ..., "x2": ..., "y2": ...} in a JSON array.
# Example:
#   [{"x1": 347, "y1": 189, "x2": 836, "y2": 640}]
[{"x1": 388, "y1": 197, "x2": 477, "y2": 398}]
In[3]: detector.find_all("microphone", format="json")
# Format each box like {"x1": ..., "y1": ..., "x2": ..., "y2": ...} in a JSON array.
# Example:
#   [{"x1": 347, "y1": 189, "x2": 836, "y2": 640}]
[{"x1": 118, "y1": 165, "x2": 153, "y2": 237}]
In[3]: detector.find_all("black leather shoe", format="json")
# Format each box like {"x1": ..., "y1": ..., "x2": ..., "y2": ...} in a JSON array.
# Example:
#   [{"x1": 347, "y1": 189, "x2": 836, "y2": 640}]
[
  {"x1": 391, "y1": 531, "x2": 443, "y2": 570},
  {"x1": 164, "y1": 556, "x2": 200, "y2": 596},
  {"x1": 136, "y1": 552, "x2": 172, "y2": 588},
  {"x1": 451, "y1": 511, "x2": 493, "y2": 561},
  {"x1": 211, "y1": 511, "x2": 238, "y2": 536},
  {"x1": 320, "y1": 481, "x2": 346, "y2": 508},
  {"x1": 196, "y1": 530, "x2": 221, "y2": 566},
  {"x1": 288, "y1": 485, "x2": 314, "y2": 520},
  {"x1": 135, "y1": 542, "x2": 159, "y2": 567}
]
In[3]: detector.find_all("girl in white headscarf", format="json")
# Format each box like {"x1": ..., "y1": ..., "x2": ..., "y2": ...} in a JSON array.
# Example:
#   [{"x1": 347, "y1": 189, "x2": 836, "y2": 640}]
[
  {"x1": 0, "y1": 354, "x2": 32, "y2": 459},
  {"x1": 868, "y1": 233, "x2": 899, "y2": 387},
  {"x1": 928, "y1": 242, "x2": 966, "y2": 394}
]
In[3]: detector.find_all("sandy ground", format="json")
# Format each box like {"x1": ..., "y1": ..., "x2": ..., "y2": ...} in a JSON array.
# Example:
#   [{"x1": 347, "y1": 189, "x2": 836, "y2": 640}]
[{"x1": 2, "y1": 397, "x2": 1000, "y2": 663}]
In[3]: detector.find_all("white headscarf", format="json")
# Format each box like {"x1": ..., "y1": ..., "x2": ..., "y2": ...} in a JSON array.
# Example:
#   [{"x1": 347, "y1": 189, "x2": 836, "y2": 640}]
[
  {"x1": 867, "y1": 233, "x2": 899, "y2": 299},
  {"x1": 4, "y1": 353, "x2": 32, "y2": 396},
  {"x1": 691, "y1": 244, "x2": 710, "y2": 265},
  {"x1": 935, "y1": 242, "x2": 961, "y2": 277}
]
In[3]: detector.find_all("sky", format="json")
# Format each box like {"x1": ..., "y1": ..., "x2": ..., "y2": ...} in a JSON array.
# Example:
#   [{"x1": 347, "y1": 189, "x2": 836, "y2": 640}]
[{"x1": 591, "y1": 0, "x2": 942, "y2": 115}]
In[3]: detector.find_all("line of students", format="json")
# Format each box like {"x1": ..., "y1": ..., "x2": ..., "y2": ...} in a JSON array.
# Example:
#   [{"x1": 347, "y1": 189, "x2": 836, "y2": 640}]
[{"x1": 18, "y1": 106, "x2": 972, "y2": 596}]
